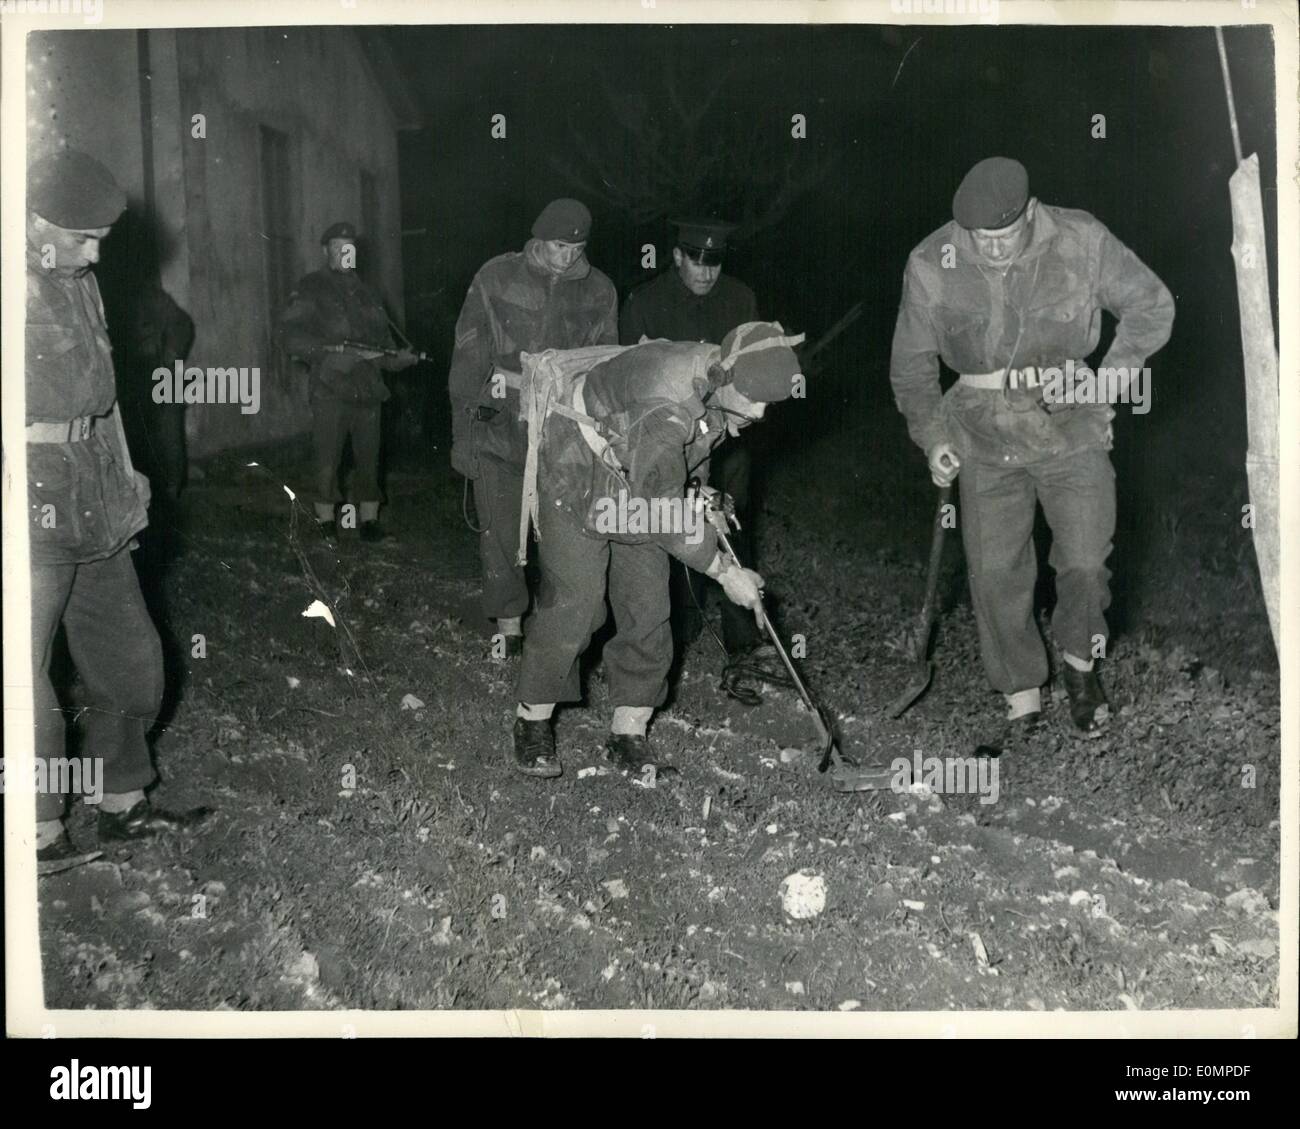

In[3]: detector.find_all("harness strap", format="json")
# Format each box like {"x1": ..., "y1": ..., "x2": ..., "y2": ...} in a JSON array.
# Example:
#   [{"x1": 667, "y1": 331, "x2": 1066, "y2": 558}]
[{"x1": 514, "y1": 345, "x2": 630, "y2": 566}]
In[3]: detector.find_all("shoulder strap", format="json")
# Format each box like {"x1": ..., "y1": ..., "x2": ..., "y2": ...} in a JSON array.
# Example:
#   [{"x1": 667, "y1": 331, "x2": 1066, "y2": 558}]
[{"x1": 515, "y1": 344, "x2": 632, "y2": 565}]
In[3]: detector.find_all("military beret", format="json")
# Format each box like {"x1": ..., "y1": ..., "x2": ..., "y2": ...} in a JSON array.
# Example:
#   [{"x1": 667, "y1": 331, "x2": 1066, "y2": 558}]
[
  {"x1": 27, "y1": 149, "x2": 126, "y2": 230},
  {"x1": 672, "y1": 217, "x2": 737, "y2": 265},
  {"x1": 953, "y1": 157, "x2": 1029, "y2": 230},
  {"x1": 321, "y1": 221, "x2": 358, "y2": 244},
  {"x1": 720, "y1": 321, "x2": 807, "y2": 404},
  {"x1": 532, "y1": 198, "x2": 591, "y2": 242}
]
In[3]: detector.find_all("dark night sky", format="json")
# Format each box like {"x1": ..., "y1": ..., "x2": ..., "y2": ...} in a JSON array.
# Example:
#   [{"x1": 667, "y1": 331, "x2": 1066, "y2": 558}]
[{"x1": 387, "y1": 22, "x2": 1277, "y2": 481}]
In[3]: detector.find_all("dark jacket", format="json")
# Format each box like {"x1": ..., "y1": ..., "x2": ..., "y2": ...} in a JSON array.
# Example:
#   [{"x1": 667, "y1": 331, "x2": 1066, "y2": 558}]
[
  {"x1": 540, "y1": 341, "x2": 728, "y2": 573},
  {"x1": 275, "y1": 268, "x2": 401, "y2": 404},
  {"x1": 889, "y1": 205, "x2": 1175, "y2": 465},
  {"x1": 619, "y1": 269, "x2": 758, "y2": 347},
  {"x1": 26, "y1": 247, "x2": 149, "y2": 565},
  {"x1": 448, "y1": 240, "x2": 617, "y2": 477}
]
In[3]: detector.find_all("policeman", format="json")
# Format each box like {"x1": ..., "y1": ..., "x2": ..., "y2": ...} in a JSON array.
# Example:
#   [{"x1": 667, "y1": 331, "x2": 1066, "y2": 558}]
[
  {"x1": 620, "y1": 219, "x2": 758, "y2": 346},
  {"x1": 448, "y1": 199, "x2": 618, "y2": 657},
  {"x1": 890, "y1": 157, "x2": 1174, "y2": 736},
  {"x1": 276, "y1": 221, "x2": 417, "y2": 544},
  {"x1": 512, "y1": 322, "x2": 805, "y2": 779},
  {"x1": 620, "y1": 219, "x2": 771, "y2": 695},
  {"x1": 26, "y1": 150, "x2": 210, "y2": 874}
]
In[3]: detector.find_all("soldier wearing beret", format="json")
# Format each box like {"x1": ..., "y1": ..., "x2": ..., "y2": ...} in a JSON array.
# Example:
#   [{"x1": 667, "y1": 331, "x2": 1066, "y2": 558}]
[
  {"x1": 275, "y1": 221, "x2": 418, "y2": 543},
  {"x1": 448, "y1": 198, "x2": 618, "y2": 657},
  {"x1": 890, "y1": 156, "x2": 1175, "y2": 736},
  {"x1": 25, "y1": 150, "x2": 209, "y2": 874},
  {"x1": 619, "y1": 219, "x2": 772, "y2": 696},
  {"x1": 512, "y1": 322, "x2": 805, "y2": 779}
]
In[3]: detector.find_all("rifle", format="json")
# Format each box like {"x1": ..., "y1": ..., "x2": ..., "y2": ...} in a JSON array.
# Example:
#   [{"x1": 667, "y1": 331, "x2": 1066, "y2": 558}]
[
  {"x1": 795, "y1": 301, "x2": 864, "y2": 375},
  {"x1": 323, "y1": 339, "x2": 434, "y2": 364}
]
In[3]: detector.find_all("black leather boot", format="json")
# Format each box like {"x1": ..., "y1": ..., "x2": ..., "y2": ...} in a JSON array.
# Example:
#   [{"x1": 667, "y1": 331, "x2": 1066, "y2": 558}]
[
  {"x1": 37, "y1": 831, "x2": 103, "y2": 876},
  {"x1": 1062, "y1": 665, "x2": 1109, "y2": 733},
  {"x1": 512, "y1": 716, "x2": 561, "y2": 778},
  {"x1": 604, "y1": 733, "x2": 654, "y2": 773},
  {"x1": 98, "y1": 799, "x2": 212, "y2": 843}
]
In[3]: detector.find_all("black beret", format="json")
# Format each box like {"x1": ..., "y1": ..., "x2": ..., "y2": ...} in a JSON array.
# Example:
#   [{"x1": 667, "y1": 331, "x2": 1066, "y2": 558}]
[
  {"x1": 532, "y1": 198, "x2": 591, "y2": 242},
  {"x1": 953, "y1": 157, "x2": 1029, "y2": 230},
  {"x1": 321, "y1": 221, "x2": 358, "y2": 244},
  {"x1": 27, "y1": 149, "x2": 126, "y2": 229}
]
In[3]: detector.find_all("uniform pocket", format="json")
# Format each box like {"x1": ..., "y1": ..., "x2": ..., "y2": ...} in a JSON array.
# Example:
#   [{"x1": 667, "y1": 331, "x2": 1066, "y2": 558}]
[
  {"x1": 27, "y1": 323, "x2": 81, "y2": 364},
  {"x1": 92, "y1": 433, "x2": 149, "y2": 550},
  {"x1": 27, "y1": 444, "x2": 84, "y2": 552}
]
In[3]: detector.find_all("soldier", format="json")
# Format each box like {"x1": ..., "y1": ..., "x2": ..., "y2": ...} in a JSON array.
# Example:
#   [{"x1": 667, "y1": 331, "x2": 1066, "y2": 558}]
[
  {"x1": 620, "y1": 219, "x2": 772, "y2": 700},
  {"x1": 448, "y1": 198, "x2": 618, "y2": 657},
  {"x1": 890, "y1": 157, "x2": 1174, "y2": 737},
  {"x1": 511, "y1": 322, "x2": 805, "y2": 779},
  {"x1": 276, "y1": 221, "x2": 418, "y2": 544},
  {"x1": 25, "y1": 150, "x2": 210, "y2": 875}
]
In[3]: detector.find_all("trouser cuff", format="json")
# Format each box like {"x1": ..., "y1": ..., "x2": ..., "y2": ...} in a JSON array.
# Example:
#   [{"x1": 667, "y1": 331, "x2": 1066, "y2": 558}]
[
  {"x1": 611, "y1": 706, "x2": 653, "y2": 736},
  {"x1": 1005, "y1": 687, "x2": 1042, "y2": 719}
]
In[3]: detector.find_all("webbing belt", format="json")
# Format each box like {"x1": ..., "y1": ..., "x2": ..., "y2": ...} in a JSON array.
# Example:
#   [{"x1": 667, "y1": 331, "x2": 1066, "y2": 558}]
[{"x1": 959, "y1": 366, "x2": 1045, "y2": 391}]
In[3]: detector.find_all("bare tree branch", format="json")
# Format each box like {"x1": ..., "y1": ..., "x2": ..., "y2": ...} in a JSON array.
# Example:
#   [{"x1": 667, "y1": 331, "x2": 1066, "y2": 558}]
[{"x1": 549, "y1": 56, "x2": 832, "y2": 236}]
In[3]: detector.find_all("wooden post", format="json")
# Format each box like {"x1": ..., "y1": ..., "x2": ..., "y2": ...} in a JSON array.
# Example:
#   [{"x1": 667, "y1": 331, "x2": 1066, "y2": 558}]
[{"x1": 1229, "y1": 155, "x2": 1281, "y2": 649}]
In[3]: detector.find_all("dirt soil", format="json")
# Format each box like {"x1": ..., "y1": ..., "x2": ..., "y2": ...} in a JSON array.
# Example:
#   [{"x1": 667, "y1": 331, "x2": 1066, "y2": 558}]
[{"x1": 37, "y1": 426, "x2": 1280, "y2": 1015}]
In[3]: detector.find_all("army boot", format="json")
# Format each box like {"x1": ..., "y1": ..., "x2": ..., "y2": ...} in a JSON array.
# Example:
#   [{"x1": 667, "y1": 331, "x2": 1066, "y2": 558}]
[{"x1": 512, "y1": 715, "x2": 561, "y2": 778}]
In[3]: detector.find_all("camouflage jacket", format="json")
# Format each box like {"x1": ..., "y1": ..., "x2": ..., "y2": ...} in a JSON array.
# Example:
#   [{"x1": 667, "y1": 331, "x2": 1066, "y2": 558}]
[
  {"x1": 889, "y1": 205, "x2": 1175, "y2": 466},
  {"x1": 539, "y1": 340, "x2": 728, "y2": 573},
  {"x1": 25, "y1": 247, "x2": 149, "y2": 565},
  {"x1": 448, "y1": 240, "x2": 617, "y2": 477}
]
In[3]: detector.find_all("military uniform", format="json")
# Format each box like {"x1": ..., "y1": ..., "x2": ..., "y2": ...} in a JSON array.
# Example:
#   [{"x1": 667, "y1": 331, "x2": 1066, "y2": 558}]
[
  {"x1": 25, "y1": 151, "x2": 207, "y2": 870},
  {"x1": 26, "y1": 244, "x2": 161, "y2": 827},
  {"x1": 448, "y1": 200, "x2": 618, "y2": 632},
  {"x1": 276, "y1": 222, "x2": 411, "y2": 534},
  {"x1": 511, "y1": 322, "x2": 805, "y2": 778},
  {"x1": 619, "y1": 220, "x2": 763, "y2": 655},
  {"x1": 890, "y1": 158, "x2": 1174, "y2": 724},
  {"x1": 518, "y1": 341, "x2": 728, "y2": 710}
]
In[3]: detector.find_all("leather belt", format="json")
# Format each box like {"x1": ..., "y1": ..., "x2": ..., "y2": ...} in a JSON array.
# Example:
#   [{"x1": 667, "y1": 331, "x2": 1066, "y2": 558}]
[
  {"x1": 26, "y1": 416, "x2": 94, "y2": 443},
  {"x1": 960, "y1": 367, "x2": 1045, "y2": 391}
]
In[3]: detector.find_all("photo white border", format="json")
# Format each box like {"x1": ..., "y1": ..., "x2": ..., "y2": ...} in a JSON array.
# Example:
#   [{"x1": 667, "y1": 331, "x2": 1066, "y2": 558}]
[{"x1": 3, "y1": 0, "x2": 1295, "y2": 1039}]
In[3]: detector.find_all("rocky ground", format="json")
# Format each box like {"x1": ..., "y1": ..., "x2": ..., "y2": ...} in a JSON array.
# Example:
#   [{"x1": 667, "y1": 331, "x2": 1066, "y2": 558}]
[{"x1": 36, "y1": 416, "x2": 1280, "y2": 1017}]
